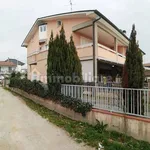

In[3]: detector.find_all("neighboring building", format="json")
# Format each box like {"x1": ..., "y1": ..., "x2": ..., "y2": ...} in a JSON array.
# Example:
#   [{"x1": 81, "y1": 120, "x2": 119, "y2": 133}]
[
  {"x1": 5, "y1": 58, "x2": 25, "y2": 72},
  {"x1": 144, "y1": 63, "x2": 150, "y2": 78},
  {"x1": 0, "y1": 61, "x2": 16, "y2": 75},
  {"x1": 22, "y1": 10, "x2": 145, "y2": 83}
]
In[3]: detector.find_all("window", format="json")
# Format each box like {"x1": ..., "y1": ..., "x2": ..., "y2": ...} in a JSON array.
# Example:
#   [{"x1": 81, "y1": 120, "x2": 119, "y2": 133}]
[
  {"x1": 57, "y1": 20, "x2": 62, "y2": 27},
  {"x1": 32, "y1": 72, "x2": 37, "y2": 81},
  {"x1": 39, "y1": 25, "x2": 47, "y2": 32}
]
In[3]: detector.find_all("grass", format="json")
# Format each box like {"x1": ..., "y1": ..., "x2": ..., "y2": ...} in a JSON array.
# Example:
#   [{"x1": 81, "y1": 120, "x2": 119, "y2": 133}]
[{"x1": 5, "y1": 87, "x2": 150, "y2": 150}]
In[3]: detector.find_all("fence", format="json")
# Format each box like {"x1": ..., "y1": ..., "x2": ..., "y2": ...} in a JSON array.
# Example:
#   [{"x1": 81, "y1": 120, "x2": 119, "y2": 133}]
[{"x1": 61, "y1": 84, "x2": 150, "y2": 118}]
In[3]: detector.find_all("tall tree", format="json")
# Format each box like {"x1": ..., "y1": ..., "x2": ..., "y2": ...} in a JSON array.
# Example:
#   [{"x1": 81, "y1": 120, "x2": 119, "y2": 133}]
[
  {"x1": 122, "y1": 24, "x2": 144, "y2": 114},
  {"x1": 68, "y1": 35, "x2": 82, "y2": 83},
  {"x1": 47, "y1": 31, "x2": 54, "y2": 85},
  {"x1": 47, "y1": 25, "x2": 82, "y2": 95}
]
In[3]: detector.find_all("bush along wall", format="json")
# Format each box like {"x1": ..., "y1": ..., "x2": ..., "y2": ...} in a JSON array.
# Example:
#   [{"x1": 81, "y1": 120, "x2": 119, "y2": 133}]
[{"x1": 9, "y1": 78, "x2": 92, "y2": 116}]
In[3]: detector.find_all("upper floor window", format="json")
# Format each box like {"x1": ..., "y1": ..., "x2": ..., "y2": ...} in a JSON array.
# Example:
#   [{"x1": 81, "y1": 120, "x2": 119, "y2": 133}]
[{"x1": 39, "y1": 25, "x2": 47, "y2": 32}]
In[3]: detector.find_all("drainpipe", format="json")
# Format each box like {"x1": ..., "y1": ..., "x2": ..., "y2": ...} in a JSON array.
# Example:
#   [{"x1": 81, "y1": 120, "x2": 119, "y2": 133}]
[{"x1": 93, "y1": 17, "x2": 101, "y2": 85}]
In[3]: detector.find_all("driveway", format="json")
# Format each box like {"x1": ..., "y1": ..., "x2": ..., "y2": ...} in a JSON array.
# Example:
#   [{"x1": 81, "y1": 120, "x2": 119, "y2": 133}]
[{"x1": 0, "y1": 87, "x2": 94, "y2": 150}]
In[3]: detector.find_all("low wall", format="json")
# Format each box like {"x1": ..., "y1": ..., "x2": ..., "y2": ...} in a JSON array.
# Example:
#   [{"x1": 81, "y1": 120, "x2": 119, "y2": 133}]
[{"x1": 10, "y1": 87, "x2": 150, "y2": 143}]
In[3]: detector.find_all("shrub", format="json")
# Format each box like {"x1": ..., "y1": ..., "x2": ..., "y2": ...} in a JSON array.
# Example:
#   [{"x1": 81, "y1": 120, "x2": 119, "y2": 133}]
[
  {"x1": 60, "y1": 95, "x2": 92, "y2": 116},
  {"x1": 9, "y1": 78, "x2": 92, "y2": 116},
  {"x1": 9, "y1": 78, "x2": 49, "y2": 98},
  {"x1": 94, "y1": 120, "x2": 108, "y2": 133}
]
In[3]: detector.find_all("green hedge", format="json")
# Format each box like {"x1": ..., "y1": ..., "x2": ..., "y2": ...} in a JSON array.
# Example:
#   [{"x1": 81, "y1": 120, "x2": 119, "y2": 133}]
[
  {"x1": 9, "y1": 78, "x2": 92, "y2": 116},
  {"x1": 9, "y1": 78, "x2": 49, "y2": 98}
]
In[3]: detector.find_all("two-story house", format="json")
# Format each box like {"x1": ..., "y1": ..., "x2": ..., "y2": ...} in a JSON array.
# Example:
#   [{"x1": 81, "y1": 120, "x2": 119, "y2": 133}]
[{"x1": 22, "y1": 10, "x2": 139, "y2": 83}]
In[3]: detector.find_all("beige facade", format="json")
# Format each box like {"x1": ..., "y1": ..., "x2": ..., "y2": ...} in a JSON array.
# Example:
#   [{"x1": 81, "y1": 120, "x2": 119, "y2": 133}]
[{"x1": 22, "y1": 10, "x2": 129, "y2": 83}]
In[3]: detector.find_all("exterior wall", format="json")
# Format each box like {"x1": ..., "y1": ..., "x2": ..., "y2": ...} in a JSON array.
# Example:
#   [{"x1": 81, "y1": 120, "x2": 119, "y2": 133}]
[
  {"x1": 118, "y1": 46, "x2": 126, "y2": 55},
  {"x1": 27, "y1": 17, "x2": 90, "y2": 82},
  {"x1": 26, "y1": 16, "x2": 127, "y2": 82},
  {"x1": 0, "y1": 66, "x2": 16, "y2": 74},
  {"x1": 81, "y1": 60, "x2": 93, "y2": 82},
  {"x1": 1, "y1": 66, "x2": 9, "y2": 72}
]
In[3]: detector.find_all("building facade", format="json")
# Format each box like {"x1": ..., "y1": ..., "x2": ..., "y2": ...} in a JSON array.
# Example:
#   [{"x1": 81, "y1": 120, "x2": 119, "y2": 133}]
[
  {"x1": 0, "y1": 61, "x2": 16, "y2": 75},
  {"x1": 22, "y1": 10, "x2": 130, "y2": 83}
]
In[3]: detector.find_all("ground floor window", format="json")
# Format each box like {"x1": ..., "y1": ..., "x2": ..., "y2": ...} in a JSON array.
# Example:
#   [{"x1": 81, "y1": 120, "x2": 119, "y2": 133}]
[{"x1": 32, "y1": 72, "x2": 38, "y2": 81}]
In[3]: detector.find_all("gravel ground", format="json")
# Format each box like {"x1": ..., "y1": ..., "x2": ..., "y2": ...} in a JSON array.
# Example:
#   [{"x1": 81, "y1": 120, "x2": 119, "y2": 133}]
[{"x1": 0, "y1": 87, "x2": 94, "y2": 150}]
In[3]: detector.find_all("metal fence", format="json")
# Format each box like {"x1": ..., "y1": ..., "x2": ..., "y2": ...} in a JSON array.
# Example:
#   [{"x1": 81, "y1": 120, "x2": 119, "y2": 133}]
[{"x1": 61, "y1": 84, "x2": 150, "y2": 118}]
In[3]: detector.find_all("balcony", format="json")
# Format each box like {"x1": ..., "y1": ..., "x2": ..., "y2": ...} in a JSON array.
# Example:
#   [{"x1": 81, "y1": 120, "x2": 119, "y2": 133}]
[
  {"x1": 76, "y1": 43, "x2": 126, "y2": 64},
  {"x1": 98, "y1": 44, "x2": 125, "y2": 64}
]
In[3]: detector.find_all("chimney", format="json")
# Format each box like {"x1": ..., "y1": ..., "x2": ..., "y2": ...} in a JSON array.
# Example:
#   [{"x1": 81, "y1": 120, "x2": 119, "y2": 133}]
[{"x1": 122, "y1": 30, "x2": 126, "y2": 34}]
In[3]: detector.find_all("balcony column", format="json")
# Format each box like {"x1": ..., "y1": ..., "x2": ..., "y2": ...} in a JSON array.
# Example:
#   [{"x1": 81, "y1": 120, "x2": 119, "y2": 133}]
[
  {"x1": 115, "y1": 37, "x2": 118, "y2": 62},
  {"x1": 93, "y1": 22, "x2": 98, "y2": 84}
]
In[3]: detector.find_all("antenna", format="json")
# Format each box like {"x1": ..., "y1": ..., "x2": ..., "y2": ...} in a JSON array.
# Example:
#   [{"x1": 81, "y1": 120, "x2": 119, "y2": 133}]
[
  {"x1": 70, "y1": 0, "x2": 73, "y2": 11},
  {"x1": 64, "y1": 0, "x2": 75, "y2": 11}
]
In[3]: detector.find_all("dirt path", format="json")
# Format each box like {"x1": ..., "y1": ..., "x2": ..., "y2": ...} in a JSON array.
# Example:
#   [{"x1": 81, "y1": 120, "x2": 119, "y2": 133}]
[{"x1": 0, "y1": 87, "x2": 94, "y2": 150}]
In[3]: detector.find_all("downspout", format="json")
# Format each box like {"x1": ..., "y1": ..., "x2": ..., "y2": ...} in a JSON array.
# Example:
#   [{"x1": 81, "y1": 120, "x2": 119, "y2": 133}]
[{"x1": 93, "y1": 17, "x2": 101, "y2": 85}]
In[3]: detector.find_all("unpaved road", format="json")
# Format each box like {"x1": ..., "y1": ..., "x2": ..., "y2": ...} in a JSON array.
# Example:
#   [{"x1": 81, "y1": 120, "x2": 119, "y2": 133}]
[{"x1": 0, "y1": 87, "x2": 94, "y2": 150}]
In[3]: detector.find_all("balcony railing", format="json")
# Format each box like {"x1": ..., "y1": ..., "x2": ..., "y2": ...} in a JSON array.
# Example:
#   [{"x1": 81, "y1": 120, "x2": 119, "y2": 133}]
[
  {"x1": 98, "y1": 43, "x2": 125, "y2": 64},
  {"x1": 28, "y1": 45, "x2": 49, "y2": 57},
  {"x1": 76, "y1": 43, "x2": 126, "y2": 64}
]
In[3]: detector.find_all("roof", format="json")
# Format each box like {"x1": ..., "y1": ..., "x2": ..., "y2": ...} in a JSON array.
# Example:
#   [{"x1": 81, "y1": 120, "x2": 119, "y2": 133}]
[
  {"x1": 5, "y1": 59, "x2": 25, "y2": 66},
  {"x1": 22, "y1": 10, "x2": 129, "y2": 46},
  {"x1": 22, "y1": 9, "x2": 145, "y2": 54},
  {"x1": 144, "y1": 63, "x2": 150, "y2": 67},
  {"x1": 0, "y1": 61, "x2": 16, "y2": 67}
]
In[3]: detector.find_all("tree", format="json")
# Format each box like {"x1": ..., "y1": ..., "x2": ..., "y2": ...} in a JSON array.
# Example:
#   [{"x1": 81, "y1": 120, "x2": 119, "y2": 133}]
[
  {"x1": 122, "y1": 24, "x2": 144, "y2": 114},
  {"x1": 47, "y1": 25, "x2": 82, "y2": 95},
  {"x1": 68, "y1": 36, "x2": 82, "y2": 83}
]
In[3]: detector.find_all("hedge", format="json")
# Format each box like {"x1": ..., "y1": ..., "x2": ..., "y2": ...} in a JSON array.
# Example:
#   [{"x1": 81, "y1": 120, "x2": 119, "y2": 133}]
[{"x1": 9, "y1": 78, "x2": 92, "y2": 116}]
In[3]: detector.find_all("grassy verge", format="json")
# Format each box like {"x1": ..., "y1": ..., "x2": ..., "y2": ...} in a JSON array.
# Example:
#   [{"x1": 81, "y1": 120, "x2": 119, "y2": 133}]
[{"x1": 6, "y1": 88, "x2": 150, "y2": 150}]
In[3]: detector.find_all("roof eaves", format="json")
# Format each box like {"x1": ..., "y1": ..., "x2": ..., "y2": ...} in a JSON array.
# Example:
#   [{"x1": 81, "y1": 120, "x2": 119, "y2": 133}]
[{"x1": 21, "y1": 10, "x2": 95, "y2": 47}]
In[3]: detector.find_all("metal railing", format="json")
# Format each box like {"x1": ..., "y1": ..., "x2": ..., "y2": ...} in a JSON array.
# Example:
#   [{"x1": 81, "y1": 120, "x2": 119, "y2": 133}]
[{"x1": 61, "y1": 84, "x2": 150, "y2": 118}]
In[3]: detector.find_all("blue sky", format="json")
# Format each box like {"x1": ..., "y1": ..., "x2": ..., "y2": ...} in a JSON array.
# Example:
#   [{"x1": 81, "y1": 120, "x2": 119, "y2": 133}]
[{"x1": 0, "y1": 0, "x2": 150, "y2": 63}]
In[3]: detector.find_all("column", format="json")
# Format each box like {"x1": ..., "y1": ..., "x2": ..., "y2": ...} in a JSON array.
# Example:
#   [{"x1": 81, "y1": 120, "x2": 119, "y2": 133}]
[
  {"x1": 114, "y1": 37, "x2": 118, "y2": 63},
  {"x1": 93, "y1": 22, "x2": 98, "y2": 84}
]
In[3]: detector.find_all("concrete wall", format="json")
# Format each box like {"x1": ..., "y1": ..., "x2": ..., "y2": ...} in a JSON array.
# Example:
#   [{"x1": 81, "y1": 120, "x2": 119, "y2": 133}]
[{"x1": 10, "y1": 87, "x2": 150, "y2": 143}]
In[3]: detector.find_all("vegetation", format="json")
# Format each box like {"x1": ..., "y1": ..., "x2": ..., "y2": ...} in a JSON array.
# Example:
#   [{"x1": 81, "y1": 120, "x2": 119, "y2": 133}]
[
  {"x1": 6, "y1": 88, "x2": 150, "y2": 150},
  {"x1": 9, "y1": 78, "x2": 49, "y2": 98},
  {"x1": 47, "y1": 25, "x2": 82, "y2": 95},
  {"x1": 122, "y1": 25, "x2": 144, "y2": 114},
  {"x1": 9, "y1": 78, "x2": 92, "y2": 116},
  {"x1": 122, "y1": 24, "x2": 144, "y2": 88}
]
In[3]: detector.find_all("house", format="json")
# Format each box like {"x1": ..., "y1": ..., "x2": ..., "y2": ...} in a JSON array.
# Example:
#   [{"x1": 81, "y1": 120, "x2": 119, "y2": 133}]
[
  {"x1": 0, "y1": 61, "x2": 16, "y2": 75},
  {"x1": 5, "y1": 58, "x2": 25, "y2": 72},
  {"x1": 144, "y1": 63, "x2": 150, "y2": 79},
  {"x1": 22, "y1": 10, "x2": 145, "y2": 83}
]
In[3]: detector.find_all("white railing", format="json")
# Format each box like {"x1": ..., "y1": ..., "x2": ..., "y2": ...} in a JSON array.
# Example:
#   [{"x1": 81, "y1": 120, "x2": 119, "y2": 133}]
[{"x1": 61, "y1": 84, "x2": 150, "y2": 118}]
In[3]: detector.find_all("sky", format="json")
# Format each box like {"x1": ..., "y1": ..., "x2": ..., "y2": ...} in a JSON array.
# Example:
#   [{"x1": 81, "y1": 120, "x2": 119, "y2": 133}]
[{"x1": 0, "y1": 0, "x2": 150, "y2": 63}]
